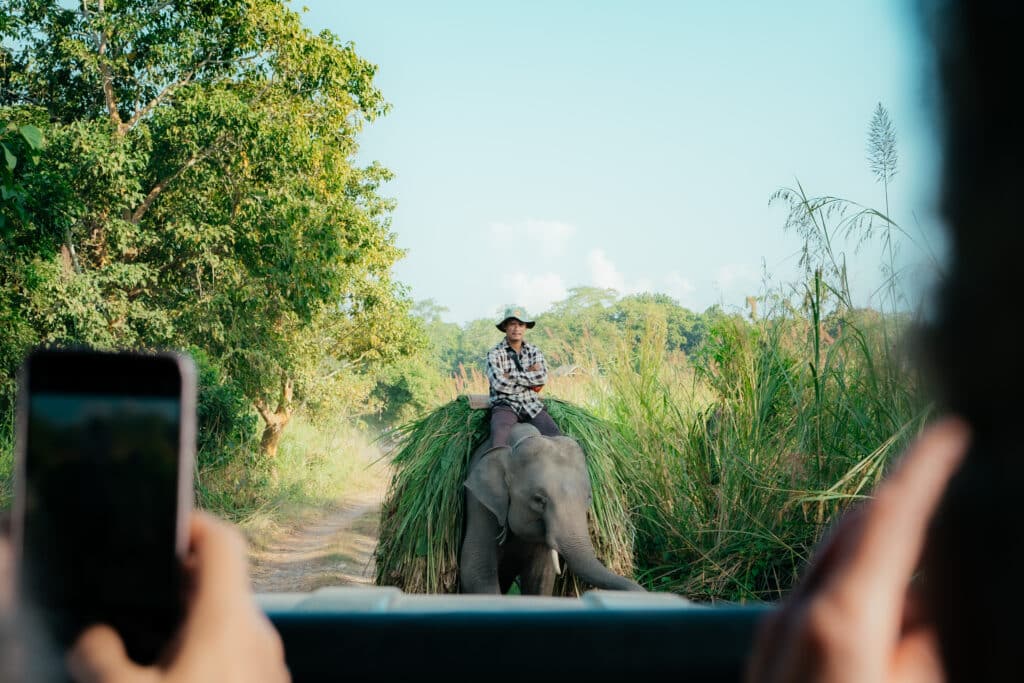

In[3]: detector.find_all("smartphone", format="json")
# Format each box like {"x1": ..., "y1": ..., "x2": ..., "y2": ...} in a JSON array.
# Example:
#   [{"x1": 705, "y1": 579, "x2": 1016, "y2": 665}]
[{"x1": 11, "y1": 347, "x2": 196, "y2": 665}]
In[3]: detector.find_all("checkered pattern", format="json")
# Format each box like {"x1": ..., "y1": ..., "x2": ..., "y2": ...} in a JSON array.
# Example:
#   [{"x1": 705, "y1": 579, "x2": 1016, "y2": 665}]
[{"x1": 485, "y1": 339, "x2": 548, "y2": 418}]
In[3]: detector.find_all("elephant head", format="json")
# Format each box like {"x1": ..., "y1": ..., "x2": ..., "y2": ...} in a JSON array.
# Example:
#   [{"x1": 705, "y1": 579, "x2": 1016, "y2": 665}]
[{"x1": 464, "y1": 423, "x2": 643, "y2": 592}]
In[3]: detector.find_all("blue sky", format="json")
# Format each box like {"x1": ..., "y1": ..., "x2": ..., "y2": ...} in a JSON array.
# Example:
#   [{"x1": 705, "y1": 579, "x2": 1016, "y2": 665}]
[{"x1": 294, "y1": 1, "x2": 943, "y2": 324}]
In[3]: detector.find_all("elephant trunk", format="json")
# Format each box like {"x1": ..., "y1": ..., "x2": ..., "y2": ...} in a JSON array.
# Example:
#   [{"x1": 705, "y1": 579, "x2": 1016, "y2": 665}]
[{"x1": 555, "y1": 535, "x2": 645, "y2": 592}]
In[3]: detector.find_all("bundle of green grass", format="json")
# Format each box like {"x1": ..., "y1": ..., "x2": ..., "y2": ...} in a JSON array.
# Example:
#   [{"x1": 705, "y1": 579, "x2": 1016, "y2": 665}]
[{"x1": 375, "y1": 396, "x2": 646, "y2": 596}]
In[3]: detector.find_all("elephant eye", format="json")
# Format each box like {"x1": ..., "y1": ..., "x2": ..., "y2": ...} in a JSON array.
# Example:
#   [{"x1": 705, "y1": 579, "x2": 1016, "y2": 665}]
[{"x1": 532, "y1": 494, "x2": 547, "y2": 507}]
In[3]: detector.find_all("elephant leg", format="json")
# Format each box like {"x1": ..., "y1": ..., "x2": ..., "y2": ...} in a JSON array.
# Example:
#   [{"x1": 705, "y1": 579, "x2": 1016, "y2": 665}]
[
  {"x1": 518, "y1": 543, "x2": 557, "y2": 596},
  {"x1": 460, "y1": 493, "x2": 502, "y2": 593}
]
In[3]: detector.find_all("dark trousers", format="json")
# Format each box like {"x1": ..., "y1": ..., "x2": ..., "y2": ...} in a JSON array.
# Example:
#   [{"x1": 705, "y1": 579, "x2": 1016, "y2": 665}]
[{"x1": 489, "y1": 405, "x2": 563, "y2": 447}]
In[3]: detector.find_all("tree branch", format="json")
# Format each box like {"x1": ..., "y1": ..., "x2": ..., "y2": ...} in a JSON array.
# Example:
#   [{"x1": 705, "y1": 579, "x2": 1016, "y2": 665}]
[
  {"x1": 253, "y1": 398, "x2": 274, "y2": 425},
  {"x1": 276, "y1": 377, "x2": 294, "y2": 415},
  {"x1": 128, "y1": 135, "x2": 228, "y2": 223},
  {"x1": 123, "y1": 64, "x2": 202, "y2": 132},
  {"x1": 94, "y1": 0, "x2": 124, "y2": 133}
]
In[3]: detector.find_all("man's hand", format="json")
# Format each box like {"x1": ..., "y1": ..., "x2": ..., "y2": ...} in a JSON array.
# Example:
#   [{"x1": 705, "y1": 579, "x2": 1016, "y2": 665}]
[
  {"x1": 527, "y1": 363, "x2": 540, "y2": 372},
  {"x1": 68, "y1": 512, "x2": 290, "y2": 683}
]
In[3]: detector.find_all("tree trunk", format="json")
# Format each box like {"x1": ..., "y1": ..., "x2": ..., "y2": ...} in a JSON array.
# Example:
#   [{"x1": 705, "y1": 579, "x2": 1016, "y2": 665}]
[
  {"x1": 254, "y1": 376, "x2": 293, "y2": 459},
  {"x1": 259, "y1": 416, "x2": 288, "y2": 459}
]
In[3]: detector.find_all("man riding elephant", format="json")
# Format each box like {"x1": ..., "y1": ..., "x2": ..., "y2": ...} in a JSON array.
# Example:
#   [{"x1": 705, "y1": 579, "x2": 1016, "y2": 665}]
[{"x1": 485, "y1": 306, "x2": 563, "y2": 447}]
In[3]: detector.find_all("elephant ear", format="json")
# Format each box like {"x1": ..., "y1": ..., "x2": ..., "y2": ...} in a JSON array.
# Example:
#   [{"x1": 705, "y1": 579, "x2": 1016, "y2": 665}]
[{"x1": 465, "y1": 446, "x2": 510, "y2": 527}]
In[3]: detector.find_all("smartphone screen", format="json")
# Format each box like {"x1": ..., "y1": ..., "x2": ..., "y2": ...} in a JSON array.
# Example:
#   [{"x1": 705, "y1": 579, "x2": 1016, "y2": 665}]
[{"x1": 13, "y1": 349, "x2": 194, "y2": 664}]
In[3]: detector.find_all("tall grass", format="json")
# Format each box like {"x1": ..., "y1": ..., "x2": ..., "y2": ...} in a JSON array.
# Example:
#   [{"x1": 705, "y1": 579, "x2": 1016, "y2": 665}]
[
  {"x1": 604, "y1": 279, "x2": 926, "y2": 602},
  {"x1": 0, "y1": 429, "x2": 12, "y2": 511}
]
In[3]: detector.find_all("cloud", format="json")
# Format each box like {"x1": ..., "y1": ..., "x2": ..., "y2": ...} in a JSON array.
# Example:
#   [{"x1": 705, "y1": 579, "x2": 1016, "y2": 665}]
[
  {"x1": 489, "y1": 219, "x2": 576, "y2": 258},
  {"x1": 499, "y1": 272, "x2": 568, "y2": 314},
  {"x1": 587, "y1": 249, "x2": 626, "y2": 293},
  {"x1": 663, "y1": 271, "x2": 697, "y2": 307},
  {"x1": 586, "y1": 249, "x2": 656, "y2": 296},
  {"x1": 715, "y1": 263, "x2": 759, "y2": 290}
]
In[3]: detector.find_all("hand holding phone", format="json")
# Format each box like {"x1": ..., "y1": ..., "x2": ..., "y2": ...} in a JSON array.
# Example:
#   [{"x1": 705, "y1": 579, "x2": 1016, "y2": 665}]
[
  {"x1": 68, "y1": 512, "x2": 290, "y2": 683},
  {"x1": 11, "y1": 348, "x2": 196, "y2": 666}
]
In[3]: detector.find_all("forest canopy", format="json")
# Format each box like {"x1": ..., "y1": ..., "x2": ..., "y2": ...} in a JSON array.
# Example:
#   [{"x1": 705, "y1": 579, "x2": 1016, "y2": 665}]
[{"x1": 0, "y1": 0, "x2": 422, "y2": 456}]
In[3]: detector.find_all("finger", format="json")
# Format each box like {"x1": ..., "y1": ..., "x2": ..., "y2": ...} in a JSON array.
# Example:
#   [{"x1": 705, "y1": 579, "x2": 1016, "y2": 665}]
[
  {"x1": 889, "y1": 626, "x2": 945, "y2": 683},
  {"x1": 900, "y1": 578, "x2": 931, "y2": 634},
  {"x1": 67, "y1": 624, "x2": 155, "y2": 683},
  {"x1": 184, "y1": 511, "x2": 253, "y2": 620},
  {"x1": 836, "y1": 416, "x2": 969, "y2": 604}
]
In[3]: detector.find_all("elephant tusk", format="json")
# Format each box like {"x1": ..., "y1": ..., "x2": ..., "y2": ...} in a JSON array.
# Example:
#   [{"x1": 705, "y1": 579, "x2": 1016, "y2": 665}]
[{"x1": 551, "y1": 548, "x2": 562, "y2": 576}]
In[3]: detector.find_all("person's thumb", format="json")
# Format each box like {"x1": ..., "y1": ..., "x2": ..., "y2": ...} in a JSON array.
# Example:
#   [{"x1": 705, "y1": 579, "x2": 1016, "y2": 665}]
[{"x1": 67, "y1": 624, "x2": 157, "y2": 683}]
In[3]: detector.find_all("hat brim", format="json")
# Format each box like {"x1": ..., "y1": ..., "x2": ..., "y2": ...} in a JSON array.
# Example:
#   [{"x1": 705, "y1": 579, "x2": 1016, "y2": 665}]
[{"x1": 497, "y1": 317, "x2": 535, "y2": 331}]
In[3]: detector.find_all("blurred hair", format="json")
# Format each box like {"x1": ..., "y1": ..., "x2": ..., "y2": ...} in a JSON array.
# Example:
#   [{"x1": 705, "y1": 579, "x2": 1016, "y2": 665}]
[
  {"x1": 920, "y1": 2, "x2": 1023, "y2": 680},
  {"x1": 924, "y1": 1, "x2": 1024, "y2": 423}
]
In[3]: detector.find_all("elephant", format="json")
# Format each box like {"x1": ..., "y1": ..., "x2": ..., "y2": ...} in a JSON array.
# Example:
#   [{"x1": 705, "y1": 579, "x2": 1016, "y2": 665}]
[{"x1": 459, "y1": 422, "x2": 645, "y2": 595}]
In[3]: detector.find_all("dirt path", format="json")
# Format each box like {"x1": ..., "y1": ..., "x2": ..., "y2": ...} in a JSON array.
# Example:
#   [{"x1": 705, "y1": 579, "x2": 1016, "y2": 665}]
[{"x1": 248, "y1": 464, "x2": 391, "y2": 593}]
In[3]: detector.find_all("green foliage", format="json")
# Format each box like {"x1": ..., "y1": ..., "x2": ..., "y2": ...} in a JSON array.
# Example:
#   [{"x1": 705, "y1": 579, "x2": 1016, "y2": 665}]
[
  {"x1": 0, "y1": 0, "x2": 419, "y2": 461},
  {"x1": 575, "y1": 284, "x2": 927, "y2": 602},
  {"x1": 370, "y1": 355, "x2": 449, "y2": 425},
  {"x1": 412, "y1": 298, "x2": 462, "y2": 372},
  {"x1": 453, "y1": 318, "x2": 501, "y2": 374},
  {"x1": 0, "y1": 118, "x2": 42, "y2": 238},
  {"x1": 0, "y1": 113, "x2": 46, "y2": 422},
  {"x1": 537, "y1": 287, "x2": 620, "y2": 366},
  {"x1": 196, "y1": 411, "x2": 380, "y2": 524},
  {"x1": 192, "y1": 347, "x2": 257, "y2": 469},
  {"x1": 418, "y1": 289, "x2": 720, "y2": 379},
  {"x1": 610, "y1": 292, "x2": 707, "y2": 355},
  {"x1": 0, "y1": 427, "x2": 12, "y2": 510}
]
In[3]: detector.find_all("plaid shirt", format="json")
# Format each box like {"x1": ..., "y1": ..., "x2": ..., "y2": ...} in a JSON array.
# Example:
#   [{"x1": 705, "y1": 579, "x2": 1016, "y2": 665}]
[{"x1": 485, "y1": 339, "x2": 549, "y2": 418}]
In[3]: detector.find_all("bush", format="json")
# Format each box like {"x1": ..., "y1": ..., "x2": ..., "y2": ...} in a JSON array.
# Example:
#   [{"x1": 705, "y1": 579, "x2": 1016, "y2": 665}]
[
  {"x1": 370, "y1": 356, "x2": 449, "y2": 426},
  {"x1": 191, "y1": 347, "x2": 257, "y2": 470}
]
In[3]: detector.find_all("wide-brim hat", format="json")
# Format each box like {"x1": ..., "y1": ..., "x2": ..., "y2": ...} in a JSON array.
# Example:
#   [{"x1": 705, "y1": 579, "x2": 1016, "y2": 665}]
[{"x1": 496, "y1": 306, "x2": 535, "y2": 331}]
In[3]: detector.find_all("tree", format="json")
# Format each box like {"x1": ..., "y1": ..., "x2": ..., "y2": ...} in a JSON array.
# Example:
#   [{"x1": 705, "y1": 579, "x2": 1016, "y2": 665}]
[
  {"x1": 0, "y1": 0, "x2": 419, "y2": 457},
  {"x1": 537, "y1": 286, "x2": 620, "y2": 365},
  {"x1": 0, "y1": 116, "x2": 43, "y2": 416},
  {"x1": 610, "y1": 293, "x2": 704, "y2": 355},
  {"x1": 411, "y1": 299, "x2": 461, "y2": 374},
  {"x1": 0, "y1": 120, "x2": 41, "y2": 238},
  {"x1": 456, "y1": 318, "x2": 501, "y2": 374}
]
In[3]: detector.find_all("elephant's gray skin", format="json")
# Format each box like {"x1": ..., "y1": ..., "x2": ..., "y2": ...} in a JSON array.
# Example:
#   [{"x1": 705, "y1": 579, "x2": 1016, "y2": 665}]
[{"x1": 459, "y1": 423, "x2": 644, "y2": 595}]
